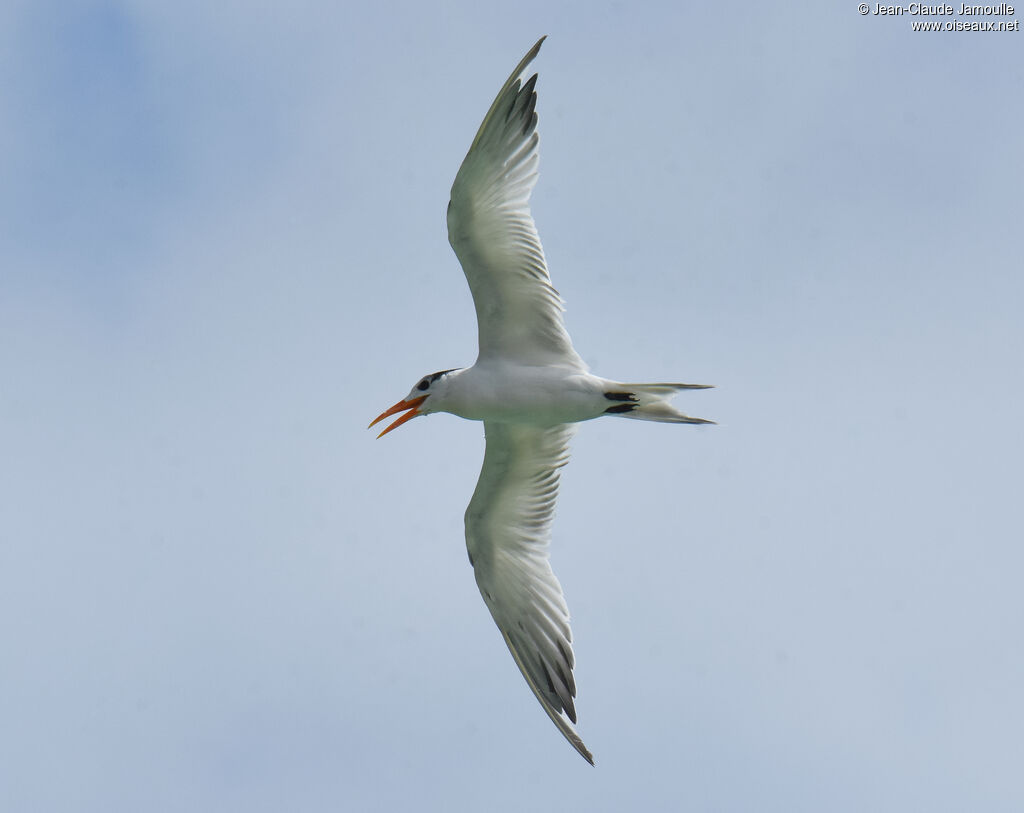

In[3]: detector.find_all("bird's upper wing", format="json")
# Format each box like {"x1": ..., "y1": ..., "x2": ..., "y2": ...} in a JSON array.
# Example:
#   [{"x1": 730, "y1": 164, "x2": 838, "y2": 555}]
[
  {"x1": 465, "y1": 421, "x2": 593, "y2": 764},
  {"x1": 447, "y1": 37, "x2": 586, "y2": 370}
]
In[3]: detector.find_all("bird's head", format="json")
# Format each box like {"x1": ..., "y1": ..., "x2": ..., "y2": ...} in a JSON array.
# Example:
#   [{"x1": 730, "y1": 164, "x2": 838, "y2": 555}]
[{"x1": 369, "y1": 369, "x2": 459, "y2": 438}]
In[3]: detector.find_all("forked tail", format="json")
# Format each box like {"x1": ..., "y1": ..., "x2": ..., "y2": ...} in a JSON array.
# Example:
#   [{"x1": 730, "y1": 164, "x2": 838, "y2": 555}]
[{"x1": 602, "y1": 382, "x2": 715, "y2": 424}]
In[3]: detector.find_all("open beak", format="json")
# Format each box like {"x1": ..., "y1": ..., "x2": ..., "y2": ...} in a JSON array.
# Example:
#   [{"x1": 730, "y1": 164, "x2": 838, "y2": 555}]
[{"x1": 368, "y1": 395, "x2": 428, "y2": 438}]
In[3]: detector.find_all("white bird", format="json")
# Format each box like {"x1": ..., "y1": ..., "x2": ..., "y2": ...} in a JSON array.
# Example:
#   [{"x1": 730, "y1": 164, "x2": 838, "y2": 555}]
[{"x1": 369, "y1": 36, "x2": 712, "y2": 765}]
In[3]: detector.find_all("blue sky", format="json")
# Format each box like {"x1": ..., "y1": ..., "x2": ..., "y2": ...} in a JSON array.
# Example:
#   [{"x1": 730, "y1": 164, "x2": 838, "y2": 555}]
[{"x1": 2, "y1": 1, "x2": 1023, "y2": 810}]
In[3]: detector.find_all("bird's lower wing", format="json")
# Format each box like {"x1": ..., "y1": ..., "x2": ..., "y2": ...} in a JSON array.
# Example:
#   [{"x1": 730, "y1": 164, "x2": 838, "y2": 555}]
[{"x1": 464, "y1": 421, "x2": 593, "y2": 764}]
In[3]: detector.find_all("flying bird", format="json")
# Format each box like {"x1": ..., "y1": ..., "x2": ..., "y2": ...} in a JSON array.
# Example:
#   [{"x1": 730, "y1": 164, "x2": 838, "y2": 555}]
[{"x1": 369, "y1": 37, "x2": 713, "y2": 765}]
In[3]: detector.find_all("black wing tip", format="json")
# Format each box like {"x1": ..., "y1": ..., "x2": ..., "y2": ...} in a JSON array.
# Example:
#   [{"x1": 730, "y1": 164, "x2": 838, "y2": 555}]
[
  {"x1": 499, "y1": 627, "x2": 594, "y2": 765},
  {"x1": 505, "y1": 71, "x2": 540, "y2": 131}
]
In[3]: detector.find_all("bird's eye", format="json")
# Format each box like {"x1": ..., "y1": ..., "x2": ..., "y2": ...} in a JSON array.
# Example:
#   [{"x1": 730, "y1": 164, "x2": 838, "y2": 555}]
[{"x1": 417, "y1": 380, "x2": 429, "y2": 391}]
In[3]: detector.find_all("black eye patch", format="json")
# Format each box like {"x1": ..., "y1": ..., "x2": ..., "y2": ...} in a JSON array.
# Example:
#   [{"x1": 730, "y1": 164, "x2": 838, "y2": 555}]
[{"x1": 417, "y1": 380, "x2": 430, "y2": 391}]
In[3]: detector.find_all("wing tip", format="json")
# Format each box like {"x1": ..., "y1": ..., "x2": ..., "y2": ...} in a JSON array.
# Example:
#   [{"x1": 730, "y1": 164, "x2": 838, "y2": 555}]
[
  {"x1": 530, "y1": 35, "x2": 547, "y2": 60},
  {"x1": 460, "y1": 35, "x2": 549, "y2": 168},
  {"x1": 500, "y1": 629, "x2": 595, "y2": 765}
]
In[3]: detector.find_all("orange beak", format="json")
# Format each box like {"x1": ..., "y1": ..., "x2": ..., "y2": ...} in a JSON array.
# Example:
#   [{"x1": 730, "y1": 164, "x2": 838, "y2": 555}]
[{"x1": 368, "y1": 395, "x2": 428, "y2": 438}]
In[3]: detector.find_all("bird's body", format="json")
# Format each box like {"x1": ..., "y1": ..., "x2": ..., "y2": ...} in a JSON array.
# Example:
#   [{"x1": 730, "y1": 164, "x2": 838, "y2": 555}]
[
  {"x1": 431, "y1": 364, "x2": 711, "y2": 425},
  {"x1": 370, "y1": 37, "x2": 712, "y2": 765},
  {"x1": 429, "y1": 365, "x2": 610, "y2": 424}
]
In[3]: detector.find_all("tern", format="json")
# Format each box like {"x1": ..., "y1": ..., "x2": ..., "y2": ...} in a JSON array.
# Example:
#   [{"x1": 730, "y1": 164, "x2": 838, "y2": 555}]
[{"x1": 370, "y1": 37, "x2": 712, "y2": 765}]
